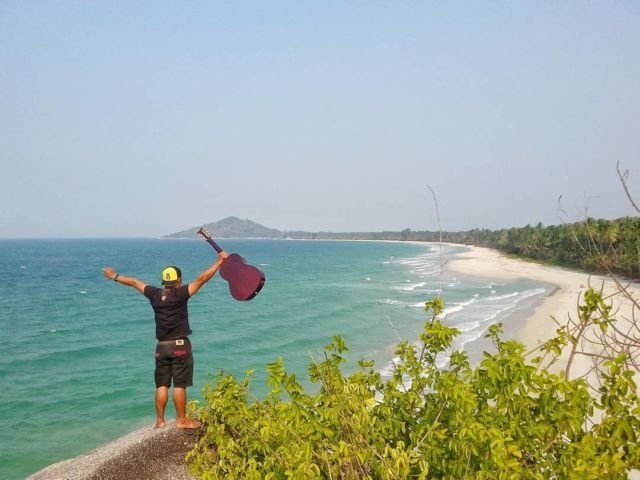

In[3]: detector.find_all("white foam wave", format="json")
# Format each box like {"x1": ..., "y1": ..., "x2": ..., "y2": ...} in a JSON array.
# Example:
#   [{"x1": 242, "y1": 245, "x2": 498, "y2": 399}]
[
  {"x1": 379, "y1": 356, "x2": 402, "y2": 378},
  {"x1": 378, "y1": 299, "x2": 425, "y2": 308},
  {"x1": 521, "y1": 287, "x2": 546, "y2": 299},
  {"x1": 419, "y1": 269, "x2": 442, "y2": 276},
  {"x1": 486, "y1": 292, "x2": 520, "y2": 301},
  {"x1": 394, "y1": 253, "x2": 442, "y2": 275},
  {"x1": 453, "y1": 329, "x2": 487, "y2": 353},
  {"x1": 393, "y1": 281, "x2": 427, "y2": 292},
  {"x1": 456, "y1": 321, "x2": 480, "y2": 333},
  {"x1": 441, "y1": 297, "x2": 477, "y2": 317}
]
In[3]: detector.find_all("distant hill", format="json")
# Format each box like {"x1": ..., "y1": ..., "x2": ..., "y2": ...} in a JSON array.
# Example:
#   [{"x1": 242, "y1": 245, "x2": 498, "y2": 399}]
[{"x1": 163, "y1": 216, "x2": 283, "y2": 239}]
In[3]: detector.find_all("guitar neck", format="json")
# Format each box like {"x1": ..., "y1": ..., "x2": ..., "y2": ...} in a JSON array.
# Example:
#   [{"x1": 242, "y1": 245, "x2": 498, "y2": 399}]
[
  {"x1": 197, "y1": 228, "x2": 223, "y2": 253},
  {"x1": 203, "y1": 237, "x2": 223, "y2": 253}
]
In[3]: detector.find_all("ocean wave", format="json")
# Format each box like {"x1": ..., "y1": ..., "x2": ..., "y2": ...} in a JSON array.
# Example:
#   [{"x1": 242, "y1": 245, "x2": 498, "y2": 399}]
[
  {"x1": 393, "y1": 281, "x2": 427, "y2": 292},
  {"x1": 453, "y1": 328, "x2": 488, "y2": 354},
  {"x1": 378, "y1": 299, "x2": 425, "y2": 308},
  {"x1": 521, "y1": 287, "x2": 547, "y2": 299},
  {"x1": 455, "y1": 320, "x2": 481, "y2": 333},
  {"x1": 441, "y1": 297, "x2": 478, "y2": 317},
  {"x1": 486, "y1": 291, "x2": 520, "y2": 301},
  {"x1": 417, "y1": 269, "x2": 443, "y2": 277},
  {"x1": 379, "y1": 356, "x2": 402, "y2": 378},
  {"x1": 394, "y1": 254, "x2": 441, "y2": 273}
]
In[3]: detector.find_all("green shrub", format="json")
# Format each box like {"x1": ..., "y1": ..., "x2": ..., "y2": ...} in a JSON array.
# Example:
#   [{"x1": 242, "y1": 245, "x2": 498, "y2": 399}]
[{"x1": 187, "y1": 292, "x2": 639, "y2": 479}]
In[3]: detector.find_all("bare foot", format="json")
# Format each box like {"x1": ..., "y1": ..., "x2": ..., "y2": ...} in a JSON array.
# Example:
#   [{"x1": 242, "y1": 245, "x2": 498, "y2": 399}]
[
  {"x1": 154, "y1": 420, "x2": 166, "y2": 429},
  {"x1": 176, "y1": 418, "x2": 201, "y2": 429}
]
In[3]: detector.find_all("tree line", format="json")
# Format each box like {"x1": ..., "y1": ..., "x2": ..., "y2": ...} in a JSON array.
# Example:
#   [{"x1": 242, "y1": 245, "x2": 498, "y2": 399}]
[{"x1": 287, "y1": 216, "x2": 640, "y2": 279}]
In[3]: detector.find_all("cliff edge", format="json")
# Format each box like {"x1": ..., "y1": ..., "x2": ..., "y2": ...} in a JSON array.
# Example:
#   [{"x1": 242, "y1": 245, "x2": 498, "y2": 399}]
[{"x1": 27, "y1": 421, "x2": 198, "y2": 480}]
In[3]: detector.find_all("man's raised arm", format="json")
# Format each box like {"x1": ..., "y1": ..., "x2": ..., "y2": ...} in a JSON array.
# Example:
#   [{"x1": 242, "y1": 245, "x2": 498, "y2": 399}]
[
  {"x1": 103, "y1": 267, "x2": 146, "y2": 294},
  {"x1": 188, "y1": 252, "x2": 228, "y2": 297}
]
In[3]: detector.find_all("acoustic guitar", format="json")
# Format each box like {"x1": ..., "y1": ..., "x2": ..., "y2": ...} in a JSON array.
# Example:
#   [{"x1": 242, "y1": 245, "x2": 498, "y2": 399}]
[{"x1": 197, "y1": 227, "x2": 265, "y2": 301}]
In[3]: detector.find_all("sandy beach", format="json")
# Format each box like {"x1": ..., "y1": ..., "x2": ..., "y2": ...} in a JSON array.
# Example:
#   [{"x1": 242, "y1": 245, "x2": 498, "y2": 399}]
[{"x1": 446, "y1": 245, "x2": 640, "y2": 380}]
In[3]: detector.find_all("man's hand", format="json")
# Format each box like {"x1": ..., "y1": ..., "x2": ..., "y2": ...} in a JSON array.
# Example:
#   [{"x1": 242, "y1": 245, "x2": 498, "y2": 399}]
[
  {"x1": 102, "y1": 267, "x2": 146, "y2": 293},
  {"x1": 103, "y1": 267, "x2": 117, "y2": 280},
  {"x1": 219, "y1": 251, "x2": 229, "y2": 261}
]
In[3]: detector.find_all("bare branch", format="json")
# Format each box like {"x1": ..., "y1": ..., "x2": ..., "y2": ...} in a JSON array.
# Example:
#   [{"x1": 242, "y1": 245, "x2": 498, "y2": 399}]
[
  {"x1": 617, "y1": 161, "x2": 640, "y2": 214},
  {"x1": 427, "y1": 185, "x2": 445, "y2": 291}
]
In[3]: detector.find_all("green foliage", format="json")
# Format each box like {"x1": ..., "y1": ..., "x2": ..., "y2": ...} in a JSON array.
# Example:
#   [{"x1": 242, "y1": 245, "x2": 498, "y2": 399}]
[
  {"x1": 187, "y1": 294, "x2": 640, "y2": 479},
  {"x1": 431, "y1": 217, "x2": 640, "y2": 279}
]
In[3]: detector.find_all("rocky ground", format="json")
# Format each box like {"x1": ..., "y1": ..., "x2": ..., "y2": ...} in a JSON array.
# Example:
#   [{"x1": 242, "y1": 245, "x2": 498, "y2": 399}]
[{"x1": 27, "y1": 421, "x2": 200, "y2": 480}]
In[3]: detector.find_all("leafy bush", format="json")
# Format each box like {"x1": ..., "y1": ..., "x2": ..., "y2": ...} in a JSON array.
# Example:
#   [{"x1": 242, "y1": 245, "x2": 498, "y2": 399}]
[{"x1": 187, "y1": 293, "x2": 639, "y2": 479}]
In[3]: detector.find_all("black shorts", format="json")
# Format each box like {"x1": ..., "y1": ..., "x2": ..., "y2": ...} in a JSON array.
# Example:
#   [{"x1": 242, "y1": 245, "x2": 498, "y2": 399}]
[{"x1": 154, "y1": 338, "x2": 193, "y2": 388}]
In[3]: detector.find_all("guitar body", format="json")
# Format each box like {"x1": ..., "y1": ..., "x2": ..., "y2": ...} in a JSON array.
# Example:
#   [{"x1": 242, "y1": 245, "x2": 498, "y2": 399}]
[
  {"x1": 219, "y1": 253, "x2": 265, "y2": 301},
  {"x1": 197, "y1": 227, "x2": 265, "y2": 301}
]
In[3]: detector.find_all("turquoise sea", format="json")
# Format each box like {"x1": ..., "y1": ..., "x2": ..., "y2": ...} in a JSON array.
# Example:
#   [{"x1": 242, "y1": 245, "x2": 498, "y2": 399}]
[{"x1": 0, "y1": 239, "x2": 548, "y2": 479}]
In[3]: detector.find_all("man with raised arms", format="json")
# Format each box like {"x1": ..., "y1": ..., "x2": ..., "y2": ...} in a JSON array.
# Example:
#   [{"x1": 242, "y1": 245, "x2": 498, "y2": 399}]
[{"x1": 103, "y1": 252, "x2": 227, "y2": 429}]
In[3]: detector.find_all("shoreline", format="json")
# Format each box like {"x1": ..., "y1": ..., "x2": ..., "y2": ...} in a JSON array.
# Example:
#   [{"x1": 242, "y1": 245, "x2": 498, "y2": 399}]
[{"x1": 445, "y1": 244, "x2": 640, "y2": 377}]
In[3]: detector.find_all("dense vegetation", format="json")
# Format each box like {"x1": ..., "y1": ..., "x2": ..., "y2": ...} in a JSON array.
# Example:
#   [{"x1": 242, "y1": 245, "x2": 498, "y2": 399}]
[
  {"x1": 187, "y1": 294, "x2": 640, "y2": 479},
  {"x1": 440, "y1": 217, "x2": 639, "y2": 280},
  {"x1": 287, "y1": 217, "x2": 640, "y2": 280}
]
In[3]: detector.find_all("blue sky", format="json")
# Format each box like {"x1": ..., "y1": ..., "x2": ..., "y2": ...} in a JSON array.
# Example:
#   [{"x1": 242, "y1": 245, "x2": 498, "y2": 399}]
[{"x1": 1, "y1": 1, "x2": 638, "y2": 237}]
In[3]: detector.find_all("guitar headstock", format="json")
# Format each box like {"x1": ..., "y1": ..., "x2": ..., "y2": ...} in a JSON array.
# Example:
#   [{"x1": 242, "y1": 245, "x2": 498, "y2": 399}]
[
  {"x1": 197, "y1": 227, "x2": 223, "y2": 253},
  {"x1": 197, "y1": 227, "x2": 212, "y2": 241}
]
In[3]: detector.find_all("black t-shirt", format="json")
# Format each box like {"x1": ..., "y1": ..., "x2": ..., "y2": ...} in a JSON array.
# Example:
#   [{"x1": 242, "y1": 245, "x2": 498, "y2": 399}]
[{"x1": 143, "y1": 284, "x2": 192, "y2": 341}]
